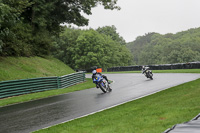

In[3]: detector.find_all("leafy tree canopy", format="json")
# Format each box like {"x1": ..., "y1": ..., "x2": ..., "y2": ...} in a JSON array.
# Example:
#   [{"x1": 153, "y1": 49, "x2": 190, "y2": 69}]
[
  {"x1": 96, "y1": 25, "x2": 126, "y2": 45},
  {"x1": 0, "y1": 0, "x2": 120, "y2": 56},
  {"x1": 52, "y1": 26, "x2": 132, "y2": 71},
  {"x1": 127, "y1": 28, "x2": 200, "y2": 65}
]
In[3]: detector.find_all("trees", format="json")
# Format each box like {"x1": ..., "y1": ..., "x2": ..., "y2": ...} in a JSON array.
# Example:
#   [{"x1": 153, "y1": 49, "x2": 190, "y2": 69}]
[
  {"x1": 52, "y1": 26, "x2": 132, "y2": 70},
  {"x1": 73, "y1": 29, "x2": 105, "y2": 69},
  {"x1": 51, "y1": 27, "x2": 82, "y2": 67},
  {"x1": 21, "y1": 0, "x2": 120, "y2": 33},
  {"x1": 127, "y1": 28, "x2": 200, "y2": 65},
  {"x1": 0, "y1": 2, "x2": 13, "y2": 53},
  {"x1": 0, "y1": 0, "x2": 120, "y2": 56},
  {"x1": 127, "y1": 32, "x2": 157, "y2": 64},
  {"x1": 0, "y1": 0, "x2": 32, "y2": 56},
  {"x1": 96, "y1": 25, "x2": 126, "y2": 45}
]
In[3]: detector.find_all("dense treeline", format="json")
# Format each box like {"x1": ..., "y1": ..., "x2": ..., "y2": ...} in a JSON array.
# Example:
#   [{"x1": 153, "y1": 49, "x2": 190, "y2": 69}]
[
  {"x1": 1, "y1": 0, "x2": 200, "y2": 70},
  {"x1": 127, "y1": 28, "x2": 200, "y2": 65},
  {"x1": 51, "y1": 26, "x2": 132, "y2": 70},
  {"x1": 0, "y1": 0, "x2": 132, "y2": 70},
  {"x1": 0, "y1": 0, "x2": 120, "y2": 57}
]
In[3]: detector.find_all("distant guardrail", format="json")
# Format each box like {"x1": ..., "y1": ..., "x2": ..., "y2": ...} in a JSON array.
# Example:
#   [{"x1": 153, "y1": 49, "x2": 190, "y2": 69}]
[
  {"x1": 0, "y1": 72, "x2": 85, "y2": 99},
  {"x1": 107, "y1": 62, "x2": 200, "y2": 72}
]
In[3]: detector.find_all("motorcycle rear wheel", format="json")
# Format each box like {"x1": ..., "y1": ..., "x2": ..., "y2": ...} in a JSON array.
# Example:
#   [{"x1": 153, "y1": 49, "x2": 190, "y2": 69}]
[
  {"x1": 149, "y1": 73, "x2": 153, "y2": 80},
  {"x1": 147, "y1": 71, "x2": 153, "y2": 80}
]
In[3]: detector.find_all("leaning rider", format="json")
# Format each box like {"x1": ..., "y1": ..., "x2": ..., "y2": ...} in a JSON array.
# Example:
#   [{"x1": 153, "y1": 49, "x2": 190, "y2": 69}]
[
  {"x1": 142, "y1": 66, "x2": 150, "y2": 75},
  {"x1": 92, "y1": 70, "x2": 110, "y2": 88}
]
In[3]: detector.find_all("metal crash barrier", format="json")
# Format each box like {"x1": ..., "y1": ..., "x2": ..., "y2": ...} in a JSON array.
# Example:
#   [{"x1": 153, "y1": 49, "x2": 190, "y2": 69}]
[
  {"x1": 107, "y1": 62, "x2": 200, "y2": 72},
  {"x1": 0, "y1": 72, "x2": 85, "y2": 99}
]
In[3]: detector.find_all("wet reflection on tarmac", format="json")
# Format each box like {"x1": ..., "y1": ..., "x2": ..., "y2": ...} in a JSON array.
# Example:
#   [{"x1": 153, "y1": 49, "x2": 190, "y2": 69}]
[{"x1": 0, "y1": 73, "x2": 199, "y2": 133}]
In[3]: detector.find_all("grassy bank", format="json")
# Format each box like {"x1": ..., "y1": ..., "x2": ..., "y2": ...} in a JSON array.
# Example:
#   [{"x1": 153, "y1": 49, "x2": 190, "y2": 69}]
[
  {"x1": 0, "y1": 56, "x2": 91, "y2": 107},
  {"x1": 34, "y1": 78, "x2": 200, "y2": 133},
  {"x1": 0, "y1": 56, "x2": 74, "y2": 81}
]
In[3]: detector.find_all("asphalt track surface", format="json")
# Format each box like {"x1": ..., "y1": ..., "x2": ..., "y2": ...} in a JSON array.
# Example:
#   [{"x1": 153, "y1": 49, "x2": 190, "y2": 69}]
[{"x1": 0, "y1": 73, "x2": 200, "y2": 133}]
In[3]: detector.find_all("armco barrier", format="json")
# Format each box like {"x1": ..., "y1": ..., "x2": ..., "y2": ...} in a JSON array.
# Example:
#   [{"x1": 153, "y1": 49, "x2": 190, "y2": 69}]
[
  {"x1": 107, "y1": 62, "x2": 200, "y2": 72},
  {"x1": 60, "y1": 72, "x2": 85, "y2": 88},
  {"x1": 0, "y1": 72, "x2": 85, "y2": 99}
]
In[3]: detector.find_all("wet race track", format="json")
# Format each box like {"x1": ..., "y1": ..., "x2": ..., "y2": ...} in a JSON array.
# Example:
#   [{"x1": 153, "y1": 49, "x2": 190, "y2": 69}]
[{"x1": 0, "y1": 73, "x2": 200, "y2": 133}]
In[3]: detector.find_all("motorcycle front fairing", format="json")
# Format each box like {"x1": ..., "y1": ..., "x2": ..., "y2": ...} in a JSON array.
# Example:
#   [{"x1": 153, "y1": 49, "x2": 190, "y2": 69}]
[{"x1": 93, "y1": 74, "x2": 104, "y2": 85}]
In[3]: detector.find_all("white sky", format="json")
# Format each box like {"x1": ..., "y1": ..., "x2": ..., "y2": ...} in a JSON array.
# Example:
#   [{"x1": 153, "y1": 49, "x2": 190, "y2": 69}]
[{"x1": 77, "y1": 0, "x2": 200, "y2": 42}]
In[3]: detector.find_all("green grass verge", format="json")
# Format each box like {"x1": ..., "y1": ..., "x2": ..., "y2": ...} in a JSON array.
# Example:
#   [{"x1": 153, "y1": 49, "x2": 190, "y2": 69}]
[
  {"x1": 102, "y1": 69, "x2": 200, "y2": 74},
  {"x1": 0, "y1": 56, "x2": 75, "y2": 81},
  {"x1": 1, "y1": 61, "x2": 199, "y2": 133},
  {"x1": 0, "y1": 78, "x2": 95, "y2": 107},
  {"x1": 34, "y1": 78, "x2": 200, "y2": 133}
]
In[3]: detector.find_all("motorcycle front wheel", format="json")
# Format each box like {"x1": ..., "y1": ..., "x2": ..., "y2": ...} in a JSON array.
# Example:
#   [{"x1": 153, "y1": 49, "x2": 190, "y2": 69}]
[
  {"x1": 149, "y1": 73, "x2": 153, "y2": 80},
  {"x1": 147, "y1": 71, "x2": 153, "y2": 80},
  {"x1": 99, "y1": 83, "x2": 107, "y2": 93}
]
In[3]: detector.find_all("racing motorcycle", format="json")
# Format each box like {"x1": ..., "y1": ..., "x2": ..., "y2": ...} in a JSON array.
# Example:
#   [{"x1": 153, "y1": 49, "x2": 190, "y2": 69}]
[
  {"x1": 143, "y1": 69, "x2": 153, "y2": 80},
  {"x1": 93, "y1": 74, "x2": 112, "y2": 93}
]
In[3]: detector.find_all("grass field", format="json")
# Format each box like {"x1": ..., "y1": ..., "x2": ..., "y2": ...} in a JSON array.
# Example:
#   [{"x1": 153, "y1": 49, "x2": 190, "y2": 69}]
[
  {"x1": 34, "y1": 77, "x2": 200, "y2": 133},
  {"x1": 0, "y1": 56, "x2": 74, "y2": 81}
]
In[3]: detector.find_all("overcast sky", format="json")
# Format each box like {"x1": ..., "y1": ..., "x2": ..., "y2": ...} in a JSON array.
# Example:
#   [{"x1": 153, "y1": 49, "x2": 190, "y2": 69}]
[{"x1": 77, "y1": 0, "x2": 200, "y2": 42}]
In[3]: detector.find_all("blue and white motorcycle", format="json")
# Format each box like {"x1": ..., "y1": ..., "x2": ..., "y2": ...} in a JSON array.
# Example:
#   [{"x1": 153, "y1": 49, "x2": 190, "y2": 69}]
[{"x1": 93, "y1": 74, "x2": 112, "y2": 93}]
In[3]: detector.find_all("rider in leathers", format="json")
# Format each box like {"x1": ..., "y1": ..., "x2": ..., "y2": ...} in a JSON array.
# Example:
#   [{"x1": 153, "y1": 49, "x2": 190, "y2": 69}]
[
  {"x1": 142, "y1": 66, "x2": 150, "y2": 77},
  {"x1": 92, "y1": 70, "x2": 110, "y2": 88}
]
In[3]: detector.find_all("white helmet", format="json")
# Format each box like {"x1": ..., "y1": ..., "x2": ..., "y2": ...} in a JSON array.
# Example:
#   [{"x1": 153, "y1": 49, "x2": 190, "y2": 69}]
[{"x1": 92, "y1": 70, "x2": 97, "y2": 74}]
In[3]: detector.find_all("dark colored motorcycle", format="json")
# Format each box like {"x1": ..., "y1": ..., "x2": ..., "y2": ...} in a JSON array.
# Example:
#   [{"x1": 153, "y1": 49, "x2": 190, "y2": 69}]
[
  {"x1": 93, "y1": 74, "x2": 112, "y2": 93},
  {"x1": 143, "y1": 70, "x2": 153, "y2": 80}
]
